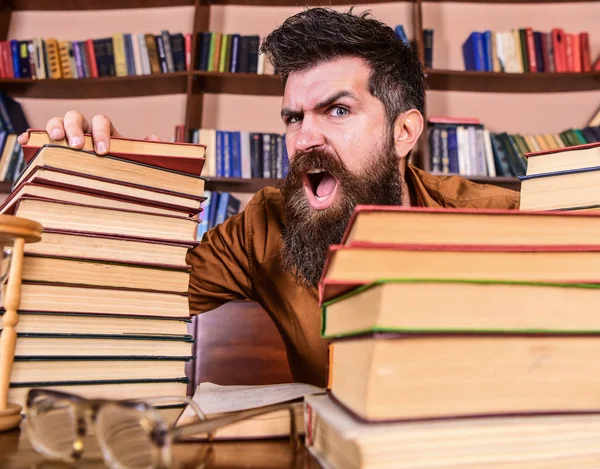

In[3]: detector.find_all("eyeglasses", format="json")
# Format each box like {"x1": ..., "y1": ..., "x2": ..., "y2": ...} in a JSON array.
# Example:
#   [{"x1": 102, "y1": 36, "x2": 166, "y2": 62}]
[{"x1": 25, "y1": 388, "x2": 302, "y2": 469}]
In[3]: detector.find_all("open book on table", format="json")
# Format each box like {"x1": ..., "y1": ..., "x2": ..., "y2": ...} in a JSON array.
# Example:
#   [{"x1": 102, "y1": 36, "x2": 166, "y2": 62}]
[{"x1": 176, "y1": 382, "x2": 324, "y2": 440}]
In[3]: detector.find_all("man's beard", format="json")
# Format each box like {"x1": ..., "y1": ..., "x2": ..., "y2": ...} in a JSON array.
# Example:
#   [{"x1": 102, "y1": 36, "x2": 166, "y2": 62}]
[{"x1": 280, "y1": 139, "x2": 404, "y2": 288}]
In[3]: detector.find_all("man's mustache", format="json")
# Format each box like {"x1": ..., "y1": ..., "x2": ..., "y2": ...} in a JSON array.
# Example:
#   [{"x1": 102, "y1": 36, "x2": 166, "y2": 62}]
[{"x1": 287, "y1": 149, "x2": 348, "y2": 180}]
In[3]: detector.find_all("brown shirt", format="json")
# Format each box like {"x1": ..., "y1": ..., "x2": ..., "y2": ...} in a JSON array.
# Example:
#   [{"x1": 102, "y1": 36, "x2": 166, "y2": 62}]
[{"x1": 186, "y1": 165, "x2": 520, "y2": 387}]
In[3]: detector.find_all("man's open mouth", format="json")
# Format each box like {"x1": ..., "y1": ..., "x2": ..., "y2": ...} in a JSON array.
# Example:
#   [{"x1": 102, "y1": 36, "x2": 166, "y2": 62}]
[{"x1": 303, "y1": 169, "x2": 339, "y2": 210}]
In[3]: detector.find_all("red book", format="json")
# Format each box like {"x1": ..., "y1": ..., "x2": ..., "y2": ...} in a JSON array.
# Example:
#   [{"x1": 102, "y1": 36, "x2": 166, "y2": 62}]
[
  {"x1": 565, "y1": 33, "x2": 574, "y2": 72},
  {"x1": 184, "y1": 33, "x2": 192, "y2": 71},
  {"x1": 571, "y1": 33, "x2": 581, "y2": 72},
  {"x1": 85, "y1": 39, "x2": 99, "y2": 78},
  {"x1": 22, "y1": 129, "x2": 206, "y2": 176},
  {"x1": 551, "y1": 28, "x2": 566, "y2": 72},
  {"x1": 525, "y1": 28, "x2": 537, "y2": 72},
  {"x1": 580, "y1": 32, "x2": 592, "y2": 72}
]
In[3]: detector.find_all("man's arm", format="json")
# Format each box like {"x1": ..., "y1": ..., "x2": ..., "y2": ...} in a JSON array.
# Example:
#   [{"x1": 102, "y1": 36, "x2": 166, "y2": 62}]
[{"x1": 187, "y1": 209, "x2": 254, "y2": 315}]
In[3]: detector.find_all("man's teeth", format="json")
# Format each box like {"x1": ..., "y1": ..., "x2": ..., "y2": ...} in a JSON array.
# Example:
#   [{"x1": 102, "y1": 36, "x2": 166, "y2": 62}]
[
  {"x1": 307, "y1": 169, "x2": 325, "y2": 174},
  {"x1": 315, "y1": 194, "x2": 330, "y2": 202}
]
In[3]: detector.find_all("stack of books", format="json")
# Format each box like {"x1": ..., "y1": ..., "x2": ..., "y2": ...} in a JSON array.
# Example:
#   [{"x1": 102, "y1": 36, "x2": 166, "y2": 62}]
[
  {"x1": 0, "y1": 129, "x2": 206, "y2": 408},
  {"x1": 308, "y1": 205, "x2": 600, "y2": 468},
  {"x1": 520, "y1": 141, "x2": 600, "y2": 211}
]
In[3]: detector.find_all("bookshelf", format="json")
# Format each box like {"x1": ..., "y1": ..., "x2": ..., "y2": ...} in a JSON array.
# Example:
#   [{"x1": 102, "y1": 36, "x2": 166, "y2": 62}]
[{"x1": 2, "y1": 0, "x2": 599, "y2": 195}]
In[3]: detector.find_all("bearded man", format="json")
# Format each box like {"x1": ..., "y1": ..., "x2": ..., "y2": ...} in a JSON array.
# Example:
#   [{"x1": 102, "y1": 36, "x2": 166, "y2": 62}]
[{"x1": 18, "y1": 8, "x2": 519, "y2": 387}]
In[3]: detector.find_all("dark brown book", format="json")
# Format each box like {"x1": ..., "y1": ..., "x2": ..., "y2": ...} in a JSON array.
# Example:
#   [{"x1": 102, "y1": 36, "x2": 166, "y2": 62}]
[{"x1": 145, "y1": 33, "x2": 162, "y2": 74}]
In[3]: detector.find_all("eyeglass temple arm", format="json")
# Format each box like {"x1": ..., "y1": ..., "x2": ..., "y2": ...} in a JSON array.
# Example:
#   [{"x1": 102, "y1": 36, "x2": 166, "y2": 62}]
[
  {"x1": 142, "y1": 396, "x2": 207, "y2": 421},
  {"x1": 172, "y1": 401, "x2": 301, "y2": 441}
]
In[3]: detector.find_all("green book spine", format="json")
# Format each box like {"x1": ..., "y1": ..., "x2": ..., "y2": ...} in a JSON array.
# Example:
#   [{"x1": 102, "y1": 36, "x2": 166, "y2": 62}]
[
  {"x1": 518, "y1": 29, "x2": 529, "y2": 72},
  {"x1": 207, "y1": 32, "x2": 216, "y2": 72},
  {"x1": 573, "y1": 129, "x2": 588, "y2": 144},
  {"x1": 218, "y1": 35, "x2": 229, "y2": 73}
]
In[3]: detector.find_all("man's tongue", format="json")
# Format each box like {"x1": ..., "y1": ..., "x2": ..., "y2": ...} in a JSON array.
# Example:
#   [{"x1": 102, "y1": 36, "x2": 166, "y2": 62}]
[{"x1": 316, "y1": 173, "x2": 337, "y2": 198}]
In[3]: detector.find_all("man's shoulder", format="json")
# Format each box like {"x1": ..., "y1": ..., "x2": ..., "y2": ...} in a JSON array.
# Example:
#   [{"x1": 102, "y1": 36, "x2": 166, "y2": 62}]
[
  {"x1": 244, "y1": 186, "x2": 286, "y2": 229},
  {"x1": 246, "y1": 186, "x2": 285, "y2": 215},
  {"x1": 408, "y1": 164, "x2": 520, "y2": 210}
]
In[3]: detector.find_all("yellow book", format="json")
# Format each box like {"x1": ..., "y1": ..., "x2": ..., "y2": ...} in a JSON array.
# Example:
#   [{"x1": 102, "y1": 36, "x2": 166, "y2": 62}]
[
  {"x1": 57, "y1": 40, "x2": 73, "y2": 78},
  {"x1": 44, "y1": 38, "x2": 62, "y2": 79},
  {"x1": 112, "y1": 33, "x2": 128, "y2": 77}
]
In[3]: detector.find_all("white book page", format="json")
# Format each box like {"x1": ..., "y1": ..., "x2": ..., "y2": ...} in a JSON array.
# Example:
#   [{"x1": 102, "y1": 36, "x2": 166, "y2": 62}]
[{"x1": 178, "y1": 382, "x2": 324, "y2": 424}]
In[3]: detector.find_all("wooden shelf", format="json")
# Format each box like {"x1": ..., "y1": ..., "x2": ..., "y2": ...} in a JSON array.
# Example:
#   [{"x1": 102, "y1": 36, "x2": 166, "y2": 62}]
[
  {"x1": 466, "y1": 175, "x2": 521, "y2": 191},
  {"x1": 205, "y1": 177, "x2": 282, "y2": 193},
  {"x1": 8, "y1": 0, "x2": 596, "y2": 7},
  {"x1": 193, "y1": 71, "x2": 283, "y2": 96},
  {"x1": 426, "y1": 69, "x2": 600, "y2": 93},
  {"x1": 8, "y1": 0, "x2": 194, "y2": 9},
  {"x1": 0, "y1": 73, "x2": 188, "y2": 99},
  {"x1": 1, "y1": 70, "x2": 595, "y2": 100}
]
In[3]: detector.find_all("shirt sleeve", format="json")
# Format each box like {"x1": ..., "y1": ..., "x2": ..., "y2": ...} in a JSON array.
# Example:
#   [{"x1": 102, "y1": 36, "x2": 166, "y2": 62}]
[{"x1": 185, "y1": 207, "x2": 253, "y2": 315}]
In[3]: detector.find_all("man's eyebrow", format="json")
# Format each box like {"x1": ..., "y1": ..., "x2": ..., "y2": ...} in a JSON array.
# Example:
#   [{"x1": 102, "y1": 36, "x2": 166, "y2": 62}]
[
  {"x1": 280, "y1": 90, "x2": 358, "y2": 120},
  {"x1": 314, "y1": 90, "x2": 358, "y2": 111}
]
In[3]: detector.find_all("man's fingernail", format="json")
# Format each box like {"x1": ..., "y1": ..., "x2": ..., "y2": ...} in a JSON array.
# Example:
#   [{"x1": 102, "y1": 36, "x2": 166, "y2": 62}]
[
  {"x1": 96, "y1": 142, "x2": 107, "y2": 154},
  {"x1": 70, "y1": 136, "x2": 82, "y2": 147},
  {"x1": 50, "y1": 129, "x2": 62, "y2": 139}
]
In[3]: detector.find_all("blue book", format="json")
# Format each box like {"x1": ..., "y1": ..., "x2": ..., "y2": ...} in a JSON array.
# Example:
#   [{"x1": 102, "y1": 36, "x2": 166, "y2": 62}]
[
  {"x1": 216, "y1": 131, "x2": 225, "y2": 177},
  {"x1": 281, "y1": 136, "x2": 289, "y2": 177},
  {"x1": 223, "y1": 131, "x2": 231, "y2": 177},
  {"x1": 10, "y1": 40, "x2": 20, "y2": 78},
  {"x1": 230, "y1": 131, "x2": 242, "y2": 178},
  {"x1": 446, "y1": 128, "x2": 459, "y2": 174},
  {"x1": 230, "y1": 34, "x2": 241, "y2": 73},
  {"x1": 208, "y1": 192, "x2": 220, "y2": 228},
  {"x1": 123, "y1": 34, "x2": 136, "y2": 76},
  {"x1": 482, "y1": 31, "x2": 493, "y2": 72},
  {"x1": 394, "y1": 25, "x2": 409, "y2": 46},
  {"x1": 462, "y1": 32, "x2": 485, "y2": 71}
]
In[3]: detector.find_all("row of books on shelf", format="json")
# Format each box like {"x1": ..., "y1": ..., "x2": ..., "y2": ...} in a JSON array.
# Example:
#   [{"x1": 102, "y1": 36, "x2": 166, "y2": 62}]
[
  {"x1": 185, "y1": 128, "x2": 289, "y2": 180},
  {"x1": 395, "y1": 25, "x2": 434, "y2": 69},
  {"x1": 428, "y1": 116, "x2": 600, "y2": 178},
  {"x1": 0, "y1": 31, "x2": 190, "y2": 80},
  {"x1": 463, "y1": 28, "x2": 596, "y2": 73},
  {"x1": 196, "y1": 191, "x2": 241, "y2": 240},
  {"x1": 196, "y1": 33, "x2": 271, "y2": 75}
]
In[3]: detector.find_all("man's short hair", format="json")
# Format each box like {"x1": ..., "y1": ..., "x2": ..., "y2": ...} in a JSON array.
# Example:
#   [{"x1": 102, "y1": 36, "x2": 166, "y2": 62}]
[{"x1": 261, "y1": 7, "x2": 426, "y2": 126}]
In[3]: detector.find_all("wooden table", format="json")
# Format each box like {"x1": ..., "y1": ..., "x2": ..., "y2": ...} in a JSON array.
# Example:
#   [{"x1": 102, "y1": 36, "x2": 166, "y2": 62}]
[{"x1": 0, "y1": 427, "x2": 321, "y2": 468}]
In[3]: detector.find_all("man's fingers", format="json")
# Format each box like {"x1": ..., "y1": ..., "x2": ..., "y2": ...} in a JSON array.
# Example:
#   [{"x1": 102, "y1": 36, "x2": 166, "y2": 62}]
[
  {"x1": 144, "y1": 134, "x2": 162, "y2": 142},
  {"x1": 17, "y1": 131, "x2": 29, "y2": 146},
  {"x1": 90, "y1": 114, "x2": 123, "y2": 155},
  {"x1": 63, "y1": 111, "x2": 90, "y2": 149},
  {"x1": 45, "y1": 117, "x2": 67, "y2": 141}
]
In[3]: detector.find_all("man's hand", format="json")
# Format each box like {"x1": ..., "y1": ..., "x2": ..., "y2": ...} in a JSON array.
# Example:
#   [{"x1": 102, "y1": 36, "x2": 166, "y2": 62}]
[{"x1": 16, "y1": 111, "x2": 162, "y2": 155}]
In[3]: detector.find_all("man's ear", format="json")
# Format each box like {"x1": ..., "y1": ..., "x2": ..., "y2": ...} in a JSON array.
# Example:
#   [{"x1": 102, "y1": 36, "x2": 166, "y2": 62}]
[{"x1": 393, "y1": 109, "x2": 424, "y2": 159}]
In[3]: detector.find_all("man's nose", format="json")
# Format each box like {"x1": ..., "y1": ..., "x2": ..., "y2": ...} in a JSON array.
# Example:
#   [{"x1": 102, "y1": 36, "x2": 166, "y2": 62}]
[{"x1": 294, "y1": 118, "x2": 326, "y2": 153}]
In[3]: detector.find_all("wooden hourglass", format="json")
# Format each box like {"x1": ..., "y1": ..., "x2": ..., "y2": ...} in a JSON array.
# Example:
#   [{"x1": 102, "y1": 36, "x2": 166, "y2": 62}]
[{"x1": 0, "y1": 215, "x2": 42, "y2": 431}]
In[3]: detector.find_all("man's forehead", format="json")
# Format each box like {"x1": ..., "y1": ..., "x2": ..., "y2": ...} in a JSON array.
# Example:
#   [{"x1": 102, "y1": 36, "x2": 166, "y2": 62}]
[{"x1": 282, "y1": 56, "x2": 371, "y2": 110}]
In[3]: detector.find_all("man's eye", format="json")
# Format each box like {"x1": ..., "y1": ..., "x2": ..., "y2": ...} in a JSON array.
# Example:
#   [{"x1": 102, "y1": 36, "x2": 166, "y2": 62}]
[
  {"x1": 286, "y1": 116, "x2": 301, "y2": 125},
  {"x1": 329, "y1": 106, "x2": 349, "y2": 117}
]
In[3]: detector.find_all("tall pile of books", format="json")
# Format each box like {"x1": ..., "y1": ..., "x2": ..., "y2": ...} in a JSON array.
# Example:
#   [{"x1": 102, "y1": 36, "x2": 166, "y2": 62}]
[
  {"x1": 0, "y1": 129, "x2": 206, "y2": 408},
  {"x1": 307, "y1": 205, "x2": 600, "y2": 468},
  {"x1": 520, "y1": 141, "x2": 600, "y2": 211}
]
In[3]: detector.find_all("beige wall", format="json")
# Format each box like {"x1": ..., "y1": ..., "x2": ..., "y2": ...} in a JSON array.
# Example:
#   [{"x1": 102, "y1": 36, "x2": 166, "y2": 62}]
[{"x1": 8, "y1": 3, "x2": 600, "y2": 140}]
